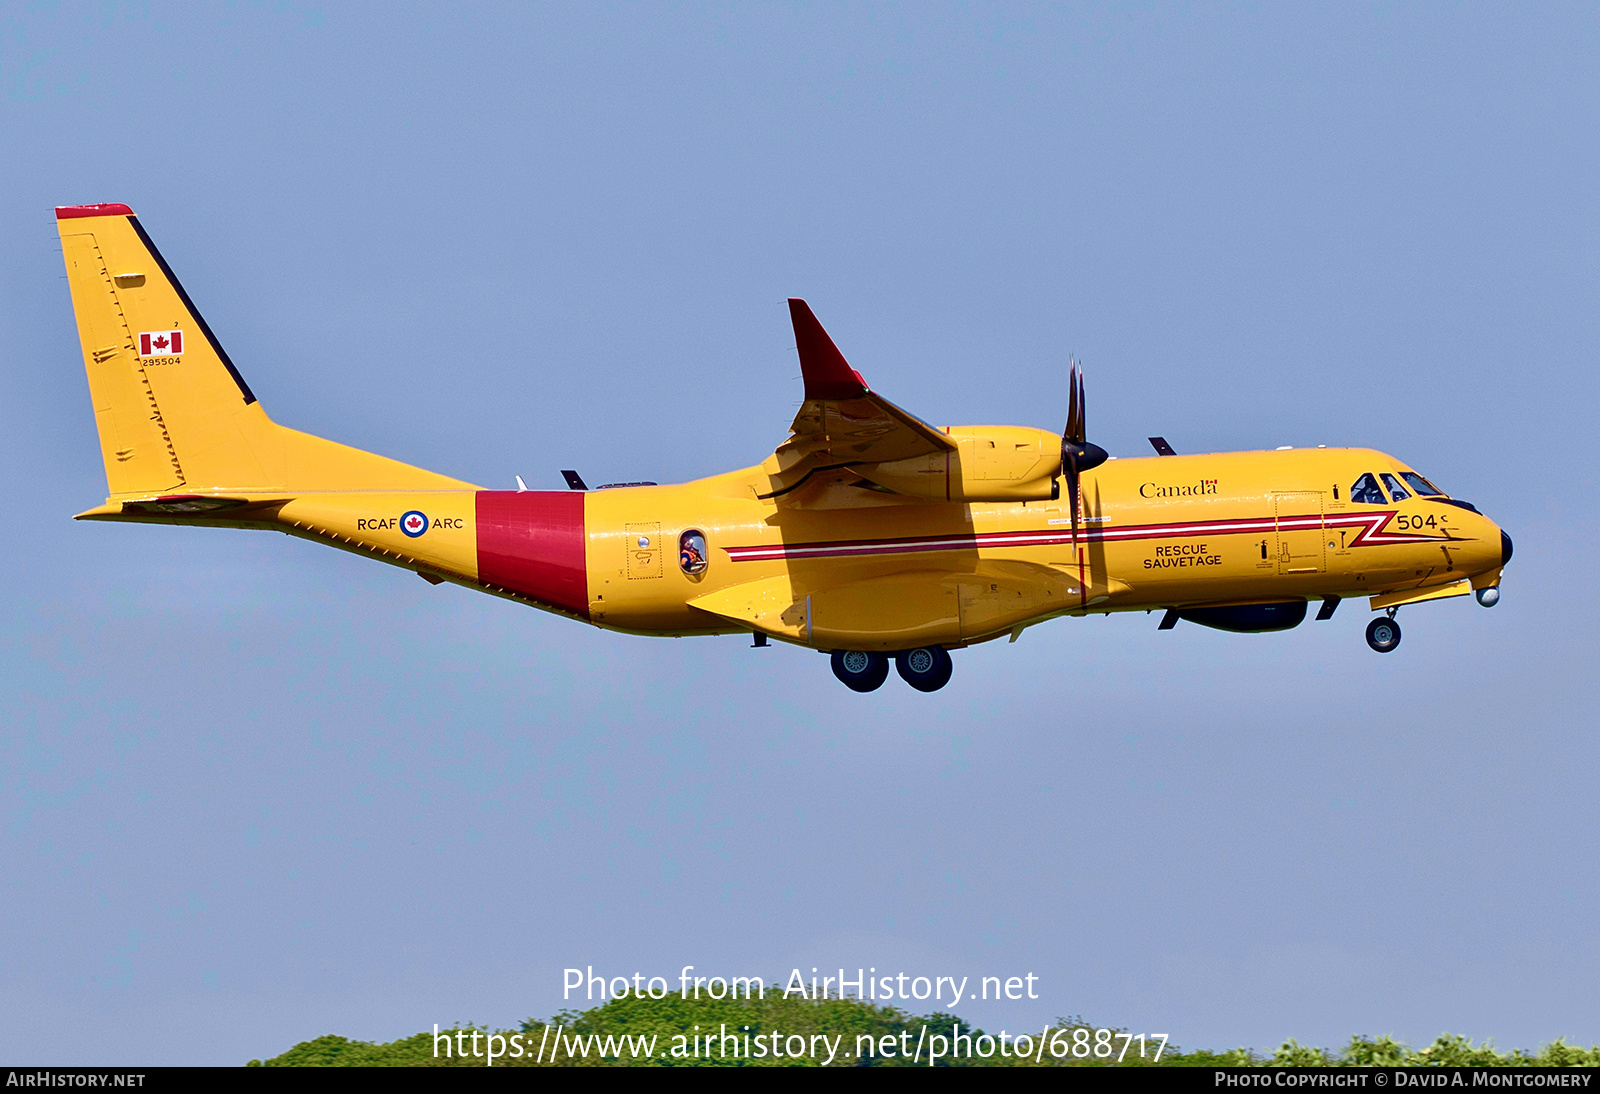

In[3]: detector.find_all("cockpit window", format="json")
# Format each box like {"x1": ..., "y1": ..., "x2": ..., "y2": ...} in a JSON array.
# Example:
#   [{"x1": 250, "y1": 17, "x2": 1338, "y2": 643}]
[
  {"x1": 1398, "y1": 471, "x2": 1445, "y2": 497},
  {"x1": 679, "y1": 530, "x2": 708, "y2": 575},
  {"x1": 1350, "y1": 473, "x2": 1386, "y2": 504},
  {"x1": 1380, "y1": 473, "x2": 1411, "y2": 502}
]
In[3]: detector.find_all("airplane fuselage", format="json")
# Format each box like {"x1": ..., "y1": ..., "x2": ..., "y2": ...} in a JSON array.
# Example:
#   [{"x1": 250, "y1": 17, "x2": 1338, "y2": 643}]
[
  {"x1": 56, "y1": 202, "x2": 1510, "y2": 691},
  {"x1": 97, "y1": 444, "x2": 1507, "y2": 651}
]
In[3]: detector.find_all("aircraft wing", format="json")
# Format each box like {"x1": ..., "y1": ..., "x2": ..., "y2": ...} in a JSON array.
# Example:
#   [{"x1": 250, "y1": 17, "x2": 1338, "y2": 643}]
[{"x1": 779, "y1": 299, "x2": 957, "y2": 467}]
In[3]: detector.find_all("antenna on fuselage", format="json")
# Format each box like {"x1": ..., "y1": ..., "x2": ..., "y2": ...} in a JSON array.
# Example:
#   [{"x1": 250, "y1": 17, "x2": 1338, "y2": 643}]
[{"x1": 515, "y1": 476, "x2": 529, "y2": 492}]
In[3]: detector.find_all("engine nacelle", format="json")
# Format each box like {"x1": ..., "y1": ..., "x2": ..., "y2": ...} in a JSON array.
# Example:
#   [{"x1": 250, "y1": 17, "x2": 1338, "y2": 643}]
[
  {"x1": 859, "y1": 425, "x2": 1061, "y2": 503},
  {"x1": 1176, "y1": 601, "x2": 1308, "y2": 633}
]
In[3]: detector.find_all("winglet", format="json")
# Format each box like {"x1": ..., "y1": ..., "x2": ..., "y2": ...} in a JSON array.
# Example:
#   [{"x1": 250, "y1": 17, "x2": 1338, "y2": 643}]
[{"x1": 788, "y1": 299, "x2": 869, "y2": 400}]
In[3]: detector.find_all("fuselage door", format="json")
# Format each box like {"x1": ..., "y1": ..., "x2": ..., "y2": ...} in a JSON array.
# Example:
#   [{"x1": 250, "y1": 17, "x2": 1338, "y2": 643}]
[
  {"x1": 625, "y1": 521, "x2": 662, "y2": 579},
  {"x1": 1272, "y1": 491, "x2": 1326, "y2": 575}
]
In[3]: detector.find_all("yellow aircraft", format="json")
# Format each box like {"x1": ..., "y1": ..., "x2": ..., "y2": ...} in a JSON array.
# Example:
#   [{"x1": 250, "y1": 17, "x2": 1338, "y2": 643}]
[{"x1": 56, "y1": 204, "x2": 1512, "y2": 692}]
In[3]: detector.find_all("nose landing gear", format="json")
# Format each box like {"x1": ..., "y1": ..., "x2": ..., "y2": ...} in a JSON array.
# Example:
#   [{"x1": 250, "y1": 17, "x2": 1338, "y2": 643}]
[{"x1": 1365, "y1": 611, "x2": 1402, "y2": 654}]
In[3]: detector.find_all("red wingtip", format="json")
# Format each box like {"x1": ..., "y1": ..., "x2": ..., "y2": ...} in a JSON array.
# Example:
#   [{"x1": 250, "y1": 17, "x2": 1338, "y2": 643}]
[
  {"x1": 788, "y1": 298, "x2": 870, "y2": 400},
  {"x1": 56, "y1": 203, "x2": 135, "y2": 220}
]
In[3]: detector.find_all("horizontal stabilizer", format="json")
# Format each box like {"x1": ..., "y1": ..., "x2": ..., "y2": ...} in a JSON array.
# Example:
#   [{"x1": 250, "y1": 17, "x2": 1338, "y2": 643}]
[{"x1": 119, "y1": 494, "x2": 255, "y2": 514}]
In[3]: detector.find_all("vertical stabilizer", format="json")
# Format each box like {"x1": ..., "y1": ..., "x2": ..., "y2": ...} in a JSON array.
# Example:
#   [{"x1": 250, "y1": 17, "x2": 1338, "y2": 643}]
[{"x1": 56, "y1": 204, "x2": 476, "y2": 499}]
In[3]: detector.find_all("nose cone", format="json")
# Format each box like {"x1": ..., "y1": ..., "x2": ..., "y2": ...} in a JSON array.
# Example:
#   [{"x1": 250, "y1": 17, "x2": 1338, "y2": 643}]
[{"x1": 1501, "y1": 529, "x2": 1514, "y2": 566}]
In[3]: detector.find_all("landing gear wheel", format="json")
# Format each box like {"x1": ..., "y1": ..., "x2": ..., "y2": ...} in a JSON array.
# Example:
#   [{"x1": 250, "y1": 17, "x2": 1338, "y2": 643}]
[
  {"x1": 1365, "y1": 617, "x2": 1402, "y2": 653},
  {"x1": 895, "y1": 646, "x2": 954, "y2": 692},
  {"x1": 831, "y1": 649, "x2": 890, "y2": 692}
]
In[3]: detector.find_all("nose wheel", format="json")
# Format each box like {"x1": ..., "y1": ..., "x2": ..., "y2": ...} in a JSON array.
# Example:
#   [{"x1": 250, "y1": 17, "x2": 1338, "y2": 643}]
[
  {"x1": 1365, "y1": 615, "x2": 1402, "y2": 654},
  {"x1": 830, "y1": 649, "x2": 890, "y2": 692}
]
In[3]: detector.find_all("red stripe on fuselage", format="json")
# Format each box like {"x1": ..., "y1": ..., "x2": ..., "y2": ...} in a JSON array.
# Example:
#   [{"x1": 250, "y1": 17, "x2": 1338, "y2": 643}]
[
  {"x1": 475, "y1": 491, "x2": 589, "y2": 618},
  {"x1": 721, "y1": 510, "x2": 1450, "y2": 563}
]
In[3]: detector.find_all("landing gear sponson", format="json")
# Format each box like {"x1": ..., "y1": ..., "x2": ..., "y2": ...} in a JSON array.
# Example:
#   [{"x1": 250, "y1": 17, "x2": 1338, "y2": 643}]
[{"x1": 831, "y1": 647, "x2": 954, "y2": 692}]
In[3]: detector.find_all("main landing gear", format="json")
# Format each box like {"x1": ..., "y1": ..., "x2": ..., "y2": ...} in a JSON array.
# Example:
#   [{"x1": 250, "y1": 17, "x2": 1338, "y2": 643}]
[
  {"x1": 896, "y1": 646, "x2": 954, "y2": 692},
  {"x1": 831, "y1": 647, "x2": 954, "y2": 692},
  {"x1": 830, "y1": 650, "x2": 890, "y2": 692},
  {"x1": 1365, "y1": 611, "x2": 1402, "y2": 654}
]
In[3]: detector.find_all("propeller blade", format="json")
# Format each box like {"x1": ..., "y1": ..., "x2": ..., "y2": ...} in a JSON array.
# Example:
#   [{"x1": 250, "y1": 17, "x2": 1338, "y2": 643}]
[
  {"x1": 1076, "y1": 368, "x2": 1087, "y2": 442},
  {"x1": 1067, "y1": 454, "x2": 1079, "y2": 547},
  {"x1": 1064, "y1": 360, "x2": 1083, "y2": 444},
  {"x1": 1058, "y1": 360, "x2": 1107, "y2": 550}
]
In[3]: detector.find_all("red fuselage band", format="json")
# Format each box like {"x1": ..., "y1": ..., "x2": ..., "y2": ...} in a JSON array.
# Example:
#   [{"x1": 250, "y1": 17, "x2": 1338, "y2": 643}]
[{"x1": 475, "y1": 491, "x2": 588, "y2": 618}]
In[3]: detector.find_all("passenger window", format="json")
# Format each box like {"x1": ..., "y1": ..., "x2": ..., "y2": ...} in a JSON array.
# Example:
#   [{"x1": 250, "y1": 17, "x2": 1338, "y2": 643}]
[
  {"x1": 1399, "y1": 471, "x2": 1445, "y2": 497},
  {"x1": 679, "y1": 530, "x2": 708, "y2": 575},
  {"x1": 1350, "y1": 473, "x2": 1386, "y2": 504},
  {"x1": 1381, "y1": 473, "x2": 1411, "y2": 501}
]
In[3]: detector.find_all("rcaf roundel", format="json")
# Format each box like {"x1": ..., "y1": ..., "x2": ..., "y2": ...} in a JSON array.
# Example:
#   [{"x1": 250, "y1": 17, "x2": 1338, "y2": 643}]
[
  {"x1": 138, "y1": 330, "x2": 184, "y2": 357},
  {"x1": 401, "y1": 510, "x2": 429, "y2": 538}
]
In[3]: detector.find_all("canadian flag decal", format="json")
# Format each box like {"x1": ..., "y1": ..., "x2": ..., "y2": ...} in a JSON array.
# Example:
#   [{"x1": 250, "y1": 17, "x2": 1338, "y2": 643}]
[{"x1": 138, "y1": 330, "x2": 184, "y2": 358}]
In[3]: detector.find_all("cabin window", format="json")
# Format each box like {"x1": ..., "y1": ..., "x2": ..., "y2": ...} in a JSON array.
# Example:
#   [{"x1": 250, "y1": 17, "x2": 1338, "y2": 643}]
[
  {"x1": 679, "y1": 530, "x2": 708, "y2": 575},
  {"x1": 1381, "y1": 473, "x2": 1412, "y2": 502},
  {"x1": 1398, "y1": 471, "x2": 1445, "y2": 497},
  {"x1": 1350, "y1": 473, "x2": 1386, "y2": 504}
]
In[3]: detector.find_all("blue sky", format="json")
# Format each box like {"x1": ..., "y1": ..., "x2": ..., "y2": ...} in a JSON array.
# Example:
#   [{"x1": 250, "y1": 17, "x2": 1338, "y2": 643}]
[{"x1": 3, "y1": 2, "x2": 1597, "y2": 1065}]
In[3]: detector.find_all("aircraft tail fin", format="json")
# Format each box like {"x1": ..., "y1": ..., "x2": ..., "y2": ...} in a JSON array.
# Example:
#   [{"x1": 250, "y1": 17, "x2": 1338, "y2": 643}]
[{"x1": 55, "y1": 204, "x2": 475, "y2": 501}]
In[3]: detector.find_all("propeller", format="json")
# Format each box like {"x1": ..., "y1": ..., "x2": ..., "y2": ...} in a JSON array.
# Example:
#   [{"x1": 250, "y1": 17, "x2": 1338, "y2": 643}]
[{"x1": 1060, "y1": 360, "x2": 1108, "y2": 545}]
